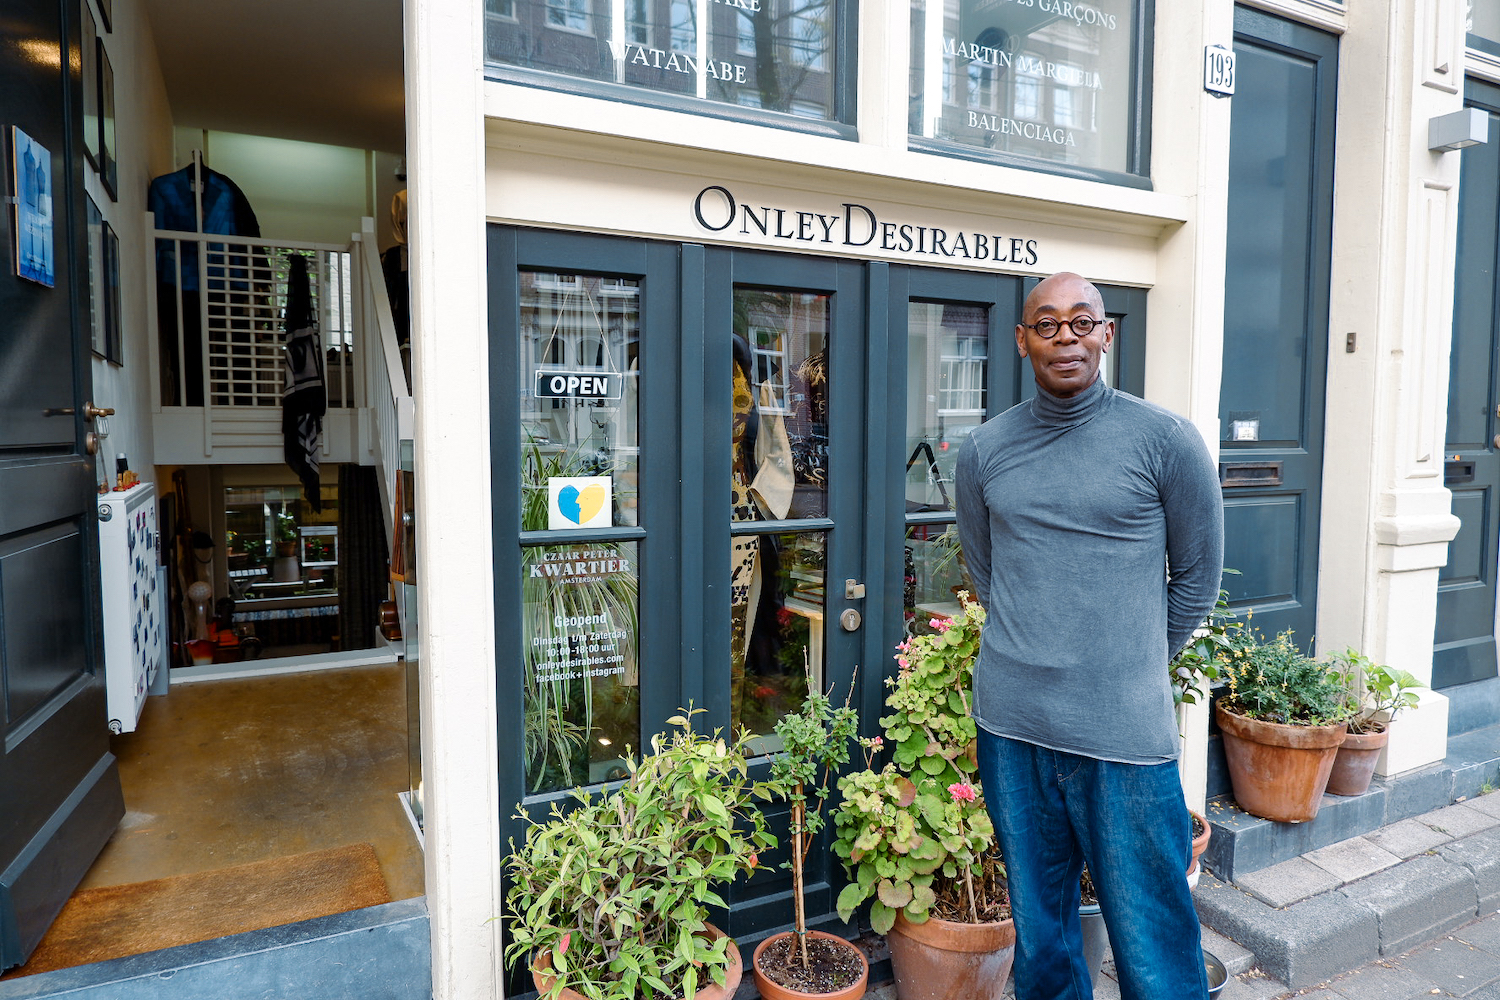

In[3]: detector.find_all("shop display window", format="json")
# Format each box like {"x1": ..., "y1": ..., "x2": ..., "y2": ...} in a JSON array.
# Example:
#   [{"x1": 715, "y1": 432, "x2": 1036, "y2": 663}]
[
  {"x1": 908, "y1": 0, "x2": 1152, "y2": 184},
  {"x1": 224, "y1": 484, "x2": 339, "y2": 600},
  {"x1": 485, "y1": 0, "x2": 846, "y2": 126},
  {"x1": 1471, "y1": 6, "x2": 1500, "y2": 58}
]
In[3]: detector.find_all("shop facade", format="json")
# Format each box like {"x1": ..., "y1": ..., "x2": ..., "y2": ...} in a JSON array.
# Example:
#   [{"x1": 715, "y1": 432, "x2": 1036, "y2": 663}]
[{"x1": 401, "y1": 0, "x2": 1500, "y2": 994}]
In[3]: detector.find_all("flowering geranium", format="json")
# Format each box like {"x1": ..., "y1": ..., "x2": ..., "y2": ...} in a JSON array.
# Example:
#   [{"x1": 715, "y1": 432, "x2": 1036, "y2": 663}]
[{"x1": 833, "y1": 593, "x2": 1009, "y2": 930}]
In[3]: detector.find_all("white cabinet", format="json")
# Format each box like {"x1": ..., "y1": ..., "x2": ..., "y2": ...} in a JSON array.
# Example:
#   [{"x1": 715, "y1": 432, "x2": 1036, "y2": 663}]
[{"x1": 98, "y1": 483, "x2": 163, "y2": 734}]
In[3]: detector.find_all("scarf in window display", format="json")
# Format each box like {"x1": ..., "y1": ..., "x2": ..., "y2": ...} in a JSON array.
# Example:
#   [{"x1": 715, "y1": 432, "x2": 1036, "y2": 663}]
[{"x1": 730, "y1": 343, "x2": 793, "y2": 724}]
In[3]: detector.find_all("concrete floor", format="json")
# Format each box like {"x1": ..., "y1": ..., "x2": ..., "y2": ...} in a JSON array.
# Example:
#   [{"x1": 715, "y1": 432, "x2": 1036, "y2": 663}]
[{"x1": 82, "y1": 662, "x2": 424, "y2": 901}]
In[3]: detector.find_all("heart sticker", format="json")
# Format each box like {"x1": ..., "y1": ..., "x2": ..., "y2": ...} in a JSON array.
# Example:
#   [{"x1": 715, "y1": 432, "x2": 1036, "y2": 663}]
[{"x1": 549, "y1": 476, "x2": 614, "y2": 530}]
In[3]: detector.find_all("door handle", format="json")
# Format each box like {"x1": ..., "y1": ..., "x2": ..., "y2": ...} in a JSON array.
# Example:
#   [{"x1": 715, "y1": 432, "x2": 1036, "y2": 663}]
[
  {"x1": 844, "y1": 579, "x2": 866, "y2": 600},
  {"x1": 83, "y1": 402, "x2": 115, "y2": 420}
]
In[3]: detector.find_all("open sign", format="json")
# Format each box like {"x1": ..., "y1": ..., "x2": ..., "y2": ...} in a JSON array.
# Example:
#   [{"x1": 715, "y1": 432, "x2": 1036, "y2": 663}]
[{"x1": 534, "y1": 370, "x2": 624, "y2": 400}]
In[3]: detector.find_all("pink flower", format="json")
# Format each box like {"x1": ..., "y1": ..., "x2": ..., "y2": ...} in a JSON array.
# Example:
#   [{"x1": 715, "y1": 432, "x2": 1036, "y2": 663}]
[
  {"x1": 948, "y1": 781, "x2": 977, "y2": 803},
  {"x1": 895, "y1": 655, "x2": 908, "y2": 667},
  {"x1": 870, "y1": 737, "x2": 884, "y2": 749},
  {"x1": 930, "y1": 617, "x2": 952, "y2": 632}
]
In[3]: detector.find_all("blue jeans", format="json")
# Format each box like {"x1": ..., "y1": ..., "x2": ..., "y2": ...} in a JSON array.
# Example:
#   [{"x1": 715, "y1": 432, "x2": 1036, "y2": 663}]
[{"x1": 975, "y1": 730, "x2": 1208, "y2": 1000}]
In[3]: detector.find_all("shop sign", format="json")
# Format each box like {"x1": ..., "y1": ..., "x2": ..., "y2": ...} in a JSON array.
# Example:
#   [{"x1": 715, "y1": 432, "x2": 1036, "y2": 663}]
[
  {"x1": 915, "y1": 0, "x2": 1142, "y2": 175},
  {"x1": 692, "y1": 185, "x2": 1039, "y2": 266},
  {"x1": 535, "y1": 369, "x2": 624, "y2": 400}
]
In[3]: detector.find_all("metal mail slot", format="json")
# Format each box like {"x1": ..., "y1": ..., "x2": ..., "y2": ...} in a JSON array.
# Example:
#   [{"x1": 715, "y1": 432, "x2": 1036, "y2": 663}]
[
  {"x1": 1220, "y1": 462, "x2": 1283, "y2": 488},
  {"x1": 1445, "y1": 460, "x2": 1476, "y2": 485}
]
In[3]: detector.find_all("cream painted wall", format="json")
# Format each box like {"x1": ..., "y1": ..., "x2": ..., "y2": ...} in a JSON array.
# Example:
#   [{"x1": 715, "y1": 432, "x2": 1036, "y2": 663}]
[
  {"x1": 87, "y1": 0, "x2": 175, "y2": 490},
  {"x1": 170, "y1": 128, "x2": 380, "y2": 245}
]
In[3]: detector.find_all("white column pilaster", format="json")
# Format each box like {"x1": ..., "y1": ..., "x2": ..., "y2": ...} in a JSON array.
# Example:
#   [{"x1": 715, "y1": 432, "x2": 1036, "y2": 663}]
[{"x1": 407, "y1": 0, "x2": 504, "y2": 997}]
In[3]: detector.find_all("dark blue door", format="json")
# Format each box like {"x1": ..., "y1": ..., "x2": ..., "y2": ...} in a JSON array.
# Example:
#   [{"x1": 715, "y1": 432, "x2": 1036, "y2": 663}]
[
  {"x1": 1435, "y1": 80, "x2": 1500, "y2": 695},
  {"x1": 0, "y1": 0, "x2": 125, "y2": 970},
  {"x1": 1219, "y1": 9, "x2": 1338, "y2": 645}
]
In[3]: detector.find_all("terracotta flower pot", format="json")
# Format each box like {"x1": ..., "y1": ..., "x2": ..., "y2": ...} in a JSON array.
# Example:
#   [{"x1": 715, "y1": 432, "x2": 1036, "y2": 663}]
[
  {"x1": 887, "y1": 911, "x2": 1015, "y2": 1000},
  {"x1": 1216, "y1": 703, "x2": 1347, "y2": 823},
  {"x1": 1326, "y1": 725, "x2": 1390, "y2": 796},
  {"x1": 752, "y1": 930, "x2": 869, "y2": 1000},
  {"x1": 1188, "y1": 809, "x2": 1211, "y2": 877},
  {"x1": 532, "y1": 922, "x2": 742, "y2": 1000}
]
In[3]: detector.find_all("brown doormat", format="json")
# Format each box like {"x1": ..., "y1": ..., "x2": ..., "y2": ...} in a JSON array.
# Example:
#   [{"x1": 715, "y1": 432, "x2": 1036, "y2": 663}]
[{"x1": 3, "y1": 842, "x2": 391, "y2": 979}]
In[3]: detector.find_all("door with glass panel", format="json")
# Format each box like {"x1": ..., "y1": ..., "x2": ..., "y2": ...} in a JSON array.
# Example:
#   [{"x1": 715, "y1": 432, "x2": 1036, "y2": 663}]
[
  {"x1": 888, "y1": 269, "x2": 1024, "y2": 660},
  {"x1": 703, "y1": 249, "x2": 873, "y2": 935}
]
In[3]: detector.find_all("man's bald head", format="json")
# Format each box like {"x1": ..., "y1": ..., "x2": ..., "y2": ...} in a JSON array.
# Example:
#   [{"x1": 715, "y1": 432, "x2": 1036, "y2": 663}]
[{"x1": 1023, "y1": 272, "x2": 1105, "y2": 321}]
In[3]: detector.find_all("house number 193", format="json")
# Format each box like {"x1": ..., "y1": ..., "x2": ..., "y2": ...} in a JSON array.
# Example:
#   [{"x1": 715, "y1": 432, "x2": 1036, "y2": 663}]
[{"x1": 1204, "y1": 45, "x2": 1235, "y2": 97}]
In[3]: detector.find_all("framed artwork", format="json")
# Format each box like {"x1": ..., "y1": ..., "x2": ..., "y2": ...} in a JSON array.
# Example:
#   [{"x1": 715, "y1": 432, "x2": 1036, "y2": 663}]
[
  {"x1": 98, "y1": 38, "x2": 116, "y2": 200},
  {"x1": 10, "y1": 126, "x2": 56, "y2": 286},
  {"x1": 96, "y1": 0, "x2": 111, "y2": 33},
  {"x1": 102, "y1": 220, "x2": 121, "y2": 362},
  {"x1": 86, "y1": 194, "x2": 104, "y2": 356},
  {"x1": 82, "y1": 3, "x2": 99, "y2": 169}
]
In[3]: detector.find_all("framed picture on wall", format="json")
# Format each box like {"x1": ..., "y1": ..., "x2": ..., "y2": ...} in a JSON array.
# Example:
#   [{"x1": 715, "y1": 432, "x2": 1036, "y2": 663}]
[
  {"x1": 9, "y1": 126, "x2": 56, "y2": 286},
  {"x1": 86, "y1": 194, "x2": 104, "y2": 356},
  {"x1": 96, "y1": 0, "x2": 111, "y2": 33},
  {"x1": 98, "y1": 38, "x2": 116, "y2": 200},
  {"x1": 102, "y1": 219, "x2": 121, "y2": 362},
  {"x1": 82, "y1": 3, "x2": 99, "y2": 169}
]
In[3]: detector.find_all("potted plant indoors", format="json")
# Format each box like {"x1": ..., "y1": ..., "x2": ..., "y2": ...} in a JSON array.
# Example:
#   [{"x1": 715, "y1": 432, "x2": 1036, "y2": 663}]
[
  {"x1": 1214, "y1": 623, "x2": 1350, "y2": 823},
  {"x1": 752, "y1": 667, "x2": 868, "y2": 1000},
  {"x1": 1325, "y1": 649, "x2": 1422, "y2": 796},
  {"x1": 505, "y1": 709, "x2": 776, "y2": 1000},
  {"x1": 832, "y1": 595, "x2": 1014, "y2": 1000}
]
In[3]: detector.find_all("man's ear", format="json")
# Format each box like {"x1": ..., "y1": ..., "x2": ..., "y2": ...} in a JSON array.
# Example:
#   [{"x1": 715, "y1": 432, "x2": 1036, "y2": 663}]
[{"x1": 1015, "y1": 325, "x2": 1028, "y2": 358}]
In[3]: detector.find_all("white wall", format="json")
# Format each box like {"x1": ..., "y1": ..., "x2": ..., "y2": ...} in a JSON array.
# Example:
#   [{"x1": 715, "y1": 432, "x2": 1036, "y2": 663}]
[
  {"x1": 171, "y1": 128, "x2": 389, "y2": 246},
  {"x1": 87, "y1": 0, "x2": 175, "y2": 488}
]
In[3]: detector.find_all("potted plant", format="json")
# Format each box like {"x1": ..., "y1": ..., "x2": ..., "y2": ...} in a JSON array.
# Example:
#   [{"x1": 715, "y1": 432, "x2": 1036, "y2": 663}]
[
  {"x1": 1214, "y1": 623, "x2": 1350, "y2": 823},
  {"x1": 752, "y1": 667, "x2": 867, "y2": 1000},
  {"x1": 832, "y1": 595, "x2": 1014, "y2": 1000},
  {"x1": 1325, "y1": 649, "x2": 1422, "y2": 796},
  {"x1": 505, "y1": 709, "x2": 776, "y2": 1000},
  {"x1": 273, "y1": 511, "x2": 298, "y2": 558}
]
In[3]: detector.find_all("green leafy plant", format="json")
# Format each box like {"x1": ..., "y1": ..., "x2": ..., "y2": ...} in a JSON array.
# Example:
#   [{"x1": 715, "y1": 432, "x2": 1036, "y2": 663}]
[
  {"x1": 1216, "y1": 624, "x2": 1349, "y2": 726},
  {"x1": 1170, "y1": 587, "x2": 1242, "y2": 707},
  {"x1": 769, "y1": 663, "x2": 859, "y2": 968},
  {"x1": 831, "y1": 594, "x2": 1008, "y2": 933},
  {"x1": 274, "y1": 511, "x2": 297, "y2": 544},
  {"x1": 1331, "y1": 648, "x2": 1421, "y2": 735},
  {"x1": 505, "y1": 709, "x2": 776, "y2": 1000}
]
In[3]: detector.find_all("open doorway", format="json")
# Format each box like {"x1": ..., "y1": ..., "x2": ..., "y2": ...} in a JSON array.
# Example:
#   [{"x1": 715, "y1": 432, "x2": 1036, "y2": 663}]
[{"x1": 0, "y1": 0, "x2": 421, "y2": 985}]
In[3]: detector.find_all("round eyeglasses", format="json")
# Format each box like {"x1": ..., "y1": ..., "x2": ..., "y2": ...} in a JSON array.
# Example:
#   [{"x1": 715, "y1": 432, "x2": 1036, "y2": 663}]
[{"x1": 1020, "y1": 316, "x2": 1105, "y2": 339}]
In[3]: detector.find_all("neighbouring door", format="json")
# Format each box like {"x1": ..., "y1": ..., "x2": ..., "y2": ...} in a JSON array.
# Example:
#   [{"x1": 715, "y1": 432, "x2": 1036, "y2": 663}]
[
  {"x1": 0, "y1": 0, "x2": 126, "y2": 971},
  {"x1": 1218, "y1": 8, "x2": 1338, "y2": 643},
  {"x1": 1435, "y1": 79, "x2": 1500, "y2": 695}
]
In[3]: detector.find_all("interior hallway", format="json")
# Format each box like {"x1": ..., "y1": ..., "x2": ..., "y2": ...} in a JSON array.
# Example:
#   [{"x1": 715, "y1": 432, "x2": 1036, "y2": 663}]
[{"x1": 80, "y1": 661, "x2": 423, "y2": 900}]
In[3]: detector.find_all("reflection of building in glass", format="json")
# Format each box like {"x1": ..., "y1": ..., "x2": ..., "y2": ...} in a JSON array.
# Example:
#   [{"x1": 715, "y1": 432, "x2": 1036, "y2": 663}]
[{"x1": 484, "y1": 0, "x2": 838, "y2": 119}]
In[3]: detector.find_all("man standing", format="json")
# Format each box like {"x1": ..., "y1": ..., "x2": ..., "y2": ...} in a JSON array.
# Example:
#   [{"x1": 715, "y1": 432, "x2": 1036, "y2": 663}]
[{"x1": 954, "y1": 272, "x2": 1223, "y2": 999}]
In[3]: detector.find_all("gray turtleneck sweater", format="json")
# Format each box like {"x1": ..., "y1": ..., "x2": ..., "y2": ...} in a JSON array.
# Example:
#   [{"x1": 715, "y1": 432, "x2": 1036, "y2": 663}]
[{"x1": 954, "y1": 378, "x2": 1224, "y2": 763}]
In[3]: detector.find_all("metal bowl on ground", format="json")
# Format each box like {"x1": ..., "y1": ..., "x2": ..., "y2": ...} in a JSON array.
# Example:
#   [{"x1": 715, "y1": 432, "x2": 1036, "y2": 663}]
[{"x1": 1204, "y1": 949, "x2": 1228, "y2": 999}]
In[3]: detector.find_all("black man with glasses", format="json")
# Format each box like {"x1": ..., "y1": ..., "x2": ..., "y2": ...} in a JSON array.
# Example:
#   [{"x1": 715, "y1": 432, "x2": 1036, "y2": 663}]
[{"x1": 954, "y1": 272, "x2": 1223, "y2": 1000}]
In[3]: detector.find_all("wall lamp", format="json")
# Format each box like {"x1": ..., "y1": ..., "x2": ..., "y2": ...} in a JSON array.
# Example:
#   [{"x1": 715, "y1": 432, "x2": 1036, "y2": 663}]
[{"x1": 1429, "y1": 108, "x2": 1489, "y2": 152}]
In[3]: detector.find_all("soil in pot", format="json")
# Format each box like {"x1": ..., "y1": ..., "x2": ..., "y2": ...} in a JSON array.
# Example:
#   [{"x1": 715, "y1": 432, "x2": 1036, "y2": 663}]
[
  {"x1": 753, "y1": 931, "x2": 867, "y2": 999},
  {"x1": 1326, "y1": 724, "x2": 1389, "y2": 796}
]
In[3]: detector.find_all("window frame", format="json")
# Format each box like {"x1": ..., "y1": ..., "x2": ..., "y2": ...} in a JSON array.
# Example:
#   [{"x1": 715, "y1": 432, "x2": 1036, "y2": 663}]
[
  {"x1": 906, "y1": 0, "x2": 1157, "y2": 190},
  {"x1": 485, "y1": 0, "x2": 860, "y2": 138}
]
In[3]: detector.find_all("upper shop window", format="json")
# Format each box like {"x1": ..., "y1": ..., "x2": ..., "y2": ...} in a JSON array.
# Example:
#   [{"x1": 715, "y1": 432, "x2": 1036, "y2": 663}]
[
  {"x1": 908, "y1": 0, "x2": 1153, "y2": 186},
  {"x1": 484, "y1": 0, "x2": 849, "y2": 127},
  {"x1": 1471, "y1": 5, "x2": 1500, "y2": 58}
]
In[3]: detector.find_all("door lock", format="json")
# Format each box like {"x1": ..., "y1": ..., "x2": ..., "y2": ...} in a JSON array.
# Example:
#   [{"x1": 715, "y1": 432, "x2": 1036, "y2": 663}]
[
  {"x1": 840, "y1": 608, "x2": 862, "y2": 631},
  {"x1": 844, "y1": 579, "x2": 866, "y2": 600}
]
